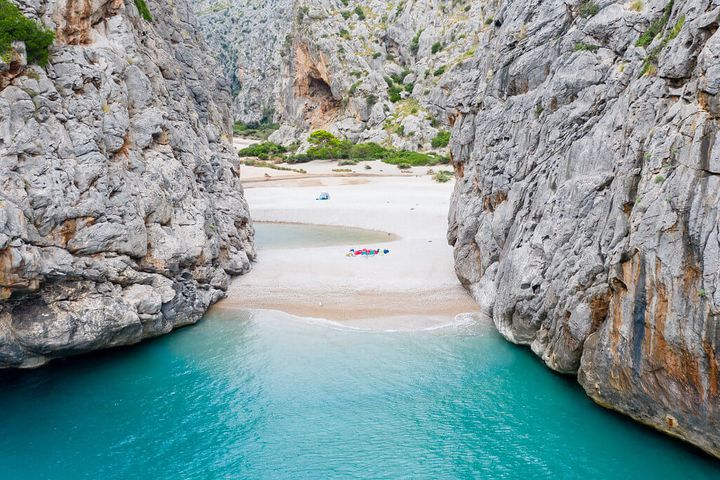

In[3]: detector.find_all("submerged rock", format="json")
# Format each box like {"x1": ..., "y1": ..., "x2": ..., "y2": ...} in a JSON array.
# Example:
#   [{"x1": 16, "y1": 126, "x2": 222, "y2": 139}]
[
  {"x1": 0, "y1": 0, "x2": 255, "y2": 368},
  {"x1": 447, "y1": 0, "x2": 720, "y2": 458}
]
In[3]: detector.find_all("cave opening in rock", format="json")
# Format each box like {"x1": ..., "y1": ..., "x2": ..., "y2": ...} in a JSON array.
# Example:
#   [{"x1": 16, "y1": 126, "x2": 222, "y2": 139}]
[
  {"x1": 308, "y1": 76, "x2": 333, "y2": 103},
  {"x1": 301, "y1": 74, "x2": 340, "y2": 126}
]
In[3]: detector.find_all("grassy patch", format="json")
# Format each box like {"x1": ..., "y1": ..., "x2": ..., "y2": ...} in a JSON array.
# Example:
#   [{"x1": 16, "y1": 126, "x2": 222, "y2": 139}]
[{"x1": 233, "y1": 122, "x2": 281, "y2": 140}]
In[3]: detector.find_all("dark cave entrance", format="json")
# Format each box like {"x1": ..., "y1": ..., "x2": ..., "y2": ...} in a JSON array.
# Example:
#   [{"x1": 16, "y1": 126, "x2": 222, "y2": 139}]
[{"x1": 302, "y1": 74, "x2": 340, "y2": 126}]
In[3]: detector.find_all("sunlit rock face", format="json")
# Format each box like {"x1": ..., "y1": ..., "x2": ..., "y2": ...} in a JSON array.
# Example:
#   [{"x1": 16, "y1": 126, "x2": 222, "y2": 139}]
[
  {"x1": 0, "y1": 0, "x2": 255, "y2": 368},
  {"x1": 447, "y1": 0, "x2": 720, "y2": 458}
]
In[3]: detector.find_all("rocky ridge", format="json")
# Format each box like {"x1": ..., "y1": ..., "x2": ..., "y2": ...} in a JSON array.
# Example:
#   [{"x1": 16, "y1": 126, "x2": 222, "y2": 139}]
[
  {"x1": 447, "y1": 0, "x2": 720, "y2": 458},
  {"x1": 0, "y1": 0, "x2": 255, "y2": 368},
  {"x1": 194, "y1": 0, "x2": 488, "y2": 150}
]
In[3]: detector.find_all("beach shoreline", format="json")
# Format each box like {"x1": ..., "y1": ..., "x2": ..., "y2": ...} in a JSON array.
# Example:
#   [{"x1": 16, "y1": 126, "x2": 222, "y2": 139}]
[{"x1": 215, "y1": 149, "x2": 479, "y2": 325}]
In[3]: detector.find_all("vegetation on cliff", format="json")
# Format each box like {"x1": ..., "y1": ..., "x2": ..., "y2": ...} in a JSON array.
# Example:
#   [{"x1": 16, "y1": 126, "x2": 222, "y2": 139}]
[
  {"x1": 0, "y1": 0, "x2": 54, "y2": 65},
  {"x1": 134, "y1": 0, "x2": 153, "y2": 21}
]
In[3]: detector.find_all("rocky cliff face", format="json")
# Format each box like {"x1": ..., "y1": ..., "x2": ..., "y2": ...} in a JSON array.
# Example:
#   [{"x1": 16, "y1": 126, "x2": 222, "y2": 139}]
[
  {"x1": 0, "y1": 0, "x2": 255, "y2": 368},
  {"x1": 193, "y1": 0, "x2": 293, "y2": 124},
  {"x1": 194, "y1": 0, "x2": 489, "y2": 150},
  {"x1": 447, "y1": 0, "x2": 719, "y2": 458}
]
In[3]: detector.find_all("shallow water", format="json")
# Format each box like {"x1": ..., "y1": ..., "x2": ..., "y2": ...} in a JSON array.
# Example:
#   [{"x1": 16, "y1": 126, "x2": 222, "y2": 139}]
[
  {"x1": 253, "y1": 222, "x2": 396, "y2": 249},
  {"x1": 1, "y1": 310, "x2": 718, "y2": 479}
]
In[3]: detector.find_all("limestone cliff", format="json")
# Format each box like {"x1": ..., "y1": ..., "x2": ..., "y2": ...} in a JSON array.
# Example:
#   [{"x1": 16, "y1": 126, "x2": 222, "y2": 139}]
[
  {"x1": 0, "y1": 0, "x2": 255, "y2": 368},
  {"x1": 194, "y1": 0, "x2": 489, "y2": 150},
  {"x1": 193, "y1": 0, "x2": 293, "y2": 124},
  {"x1": 447, "y1": 0, "x2": 720, "y2": 458}
]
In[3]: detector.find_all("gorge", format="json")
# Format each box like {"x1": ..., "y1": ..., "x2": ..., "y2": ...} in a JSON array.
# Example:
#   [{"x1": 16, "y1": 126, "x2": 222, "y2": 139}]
[
  {"x1": 197, "y1": 0, "x2": 720, "y2": 458},
  {"x1": 1, "y1": 0, "x2": 719, "y2": 472}
]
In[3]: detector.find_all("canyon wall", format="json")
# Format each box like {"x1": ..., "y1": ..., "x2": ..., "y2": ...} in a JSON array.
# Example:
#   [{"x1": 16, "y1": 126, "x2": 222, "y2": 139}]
[
  {"x1": 447, "y1": 0, "x2": 719, "y2": 458},
  {"x1": 194, "y1": 0, "x2": 492, "y2": 150},
  {"x1": 194, "y1": 0, "x2": 293, "y2": 124},
  {"x1": 0, "y1": 0, "x2": 255, "y2": 368}
]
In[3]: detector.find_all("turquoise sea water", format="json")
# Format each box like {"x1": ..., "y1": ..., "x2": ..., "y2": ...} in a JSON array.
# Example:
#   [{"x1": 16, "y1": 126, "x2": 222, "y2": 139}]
[{"x1": 1, "y1": 309, "x2": 719, "y2": 479}]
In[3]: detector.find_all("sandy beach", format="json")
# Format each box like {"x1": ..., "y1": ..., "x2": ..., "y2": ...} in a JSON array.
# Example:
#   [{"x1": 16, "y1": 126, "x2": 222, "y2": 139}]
[{"x1": 214, "y1": 149, "x2": 478, "y2": 325}]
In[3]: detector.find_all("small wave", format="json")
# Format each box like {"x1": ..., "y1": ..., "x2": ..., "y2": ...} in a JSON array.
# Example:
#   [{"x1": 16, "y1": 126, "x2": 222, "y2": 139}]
[{"x1": 245, "y1": 308, "x2": 490, "y2": 335}]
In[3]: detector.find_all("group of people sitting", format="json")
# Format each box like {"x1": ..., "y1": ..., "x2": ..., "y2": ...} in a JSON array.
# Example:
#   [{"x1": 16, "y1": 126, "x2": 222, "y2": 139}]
[{"x1": 347, "y1": 248, "x2": 391, "y2": 257}]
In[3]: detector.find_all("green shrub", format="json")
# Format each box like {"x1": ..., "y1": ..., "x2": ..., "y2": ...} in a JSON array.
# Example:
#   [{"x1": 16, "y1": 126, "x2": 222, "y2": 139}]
[
  {"x1": 354, "y1": 6, "x2": 366, "y2": 20},
  {"x1": 433, "y1": 170, "x2": 454, "y2": 183},
  {"x1": 390, "y1": 68, "x2": 411, "y2": 84},
  {"x1": 0, "y1": 0, "x2": 55, "y2": 66},
  {"x1": 308, "y1": 130, "x2": 337, "y2": 144},
  {"x1": 290, "y1": 131, "x2": 449, "y2": 166},
  {"x1": 410, "y1": 30, "x2": 422, "y2": 55},
  {"x1": 233, "y1": 121, "x2": 280, "y2": 140},
  {"x1": 388, "y1": 84, "x2": 402, "y2": 102},
  {"x1": 305, "y1": 130, "x2": 353, "y2": 159},
  {"x1": 431, "y1": 42, "x2": 443, "y2": 54},
  {"x1": 134, "y1": 0, "x2": 153, "y2": 21},
  {"x1": 574, "y1": 42, "x2": 599, "y2": 52},
  {"x1": 383, "y1": 150, "x2": 448, "y2": 166},
  {"x1": 404, "y1": 82, "x2": 415, "y2": 93},
  {"x1": 238, "y1": 142, "x2": 287, "y2": 160},
  {"x1": 636, "y1": 1, "x2": 674, "y2": 47},
  {"x1": 286, "y1": 153, "x2": 312, "y2": 164},
  {"x1": 434, "y1": 66, "x2": 446, "y2": 76},
  {"x1": 431, "y1": 130, "x2": 451, "y2": 148},
  {"x1": 349, "y1": 142, "x2": 390, "y2": 159},
  {"x1": 372, "y1": 52, "x2": 382, "y2": 59},
  {"x1": 578, "y1": 0, "x2": 599, "y2": 18}
]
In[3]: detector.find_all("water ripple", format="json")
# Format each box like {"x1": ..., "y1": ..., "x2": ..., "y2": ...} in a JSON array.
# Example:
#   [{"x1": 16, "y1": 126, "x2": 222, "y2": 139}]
[{"x1": 0, "y1": 309, "x2": 718, "y2": 479}]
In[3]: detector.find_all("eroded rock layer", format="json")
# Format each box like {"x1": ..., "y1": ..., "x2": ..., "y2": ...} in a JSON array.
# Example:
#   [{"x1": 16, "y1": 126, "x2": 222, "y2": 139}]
[
  {"x1": 0, "y1": 0, "x2": 255, "y2": 368},
  {"x1": 447, "y1": 0, "x2": 719, "y2": 457}
]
